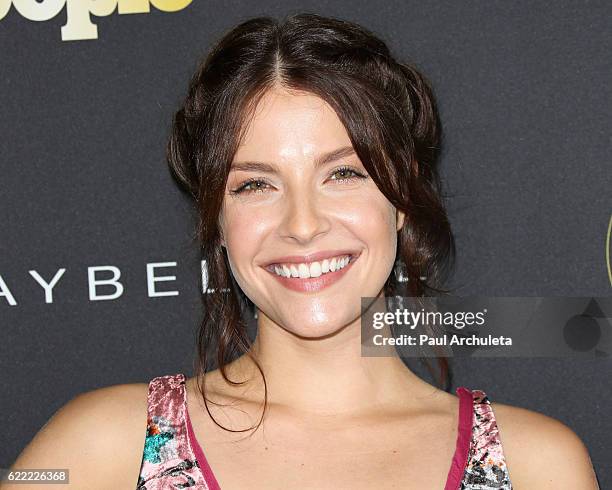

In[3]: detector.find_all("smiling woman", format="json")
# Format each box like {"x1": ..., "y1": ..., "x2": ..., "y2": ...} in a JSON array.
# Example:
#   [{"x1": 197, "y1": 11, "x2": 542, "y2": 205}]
[
  {"x1": 220, "y1": 88, "x2": 407, "y2": 314},
  {"x1": 4, "y1": 11, "x2": 600, "y2": 490}
]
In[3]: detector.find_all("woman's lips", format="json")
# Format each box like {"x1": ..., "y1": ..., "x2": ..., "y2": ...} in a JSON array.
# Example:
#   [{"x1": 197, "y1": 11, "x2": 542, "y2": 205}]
[{"x1": 263, "y1": 255, "x2": 359, "y2": 293}]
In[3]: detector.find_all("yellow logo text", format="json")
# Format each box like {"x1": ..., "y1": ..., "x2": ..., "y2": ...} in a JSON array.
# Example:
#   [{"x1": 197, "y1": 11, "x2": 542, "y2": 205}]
[{"x1": 0, "y1": 0, "x2": 192, "y2": 41}]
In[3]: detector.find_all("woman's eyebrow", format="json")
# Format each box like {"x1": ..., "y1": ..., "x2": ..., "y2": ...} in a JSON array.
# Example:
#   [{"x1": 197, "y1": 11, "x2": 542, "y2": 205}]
[{"x1": 230, "y1": 145, "x2": 355, "y2": 173}]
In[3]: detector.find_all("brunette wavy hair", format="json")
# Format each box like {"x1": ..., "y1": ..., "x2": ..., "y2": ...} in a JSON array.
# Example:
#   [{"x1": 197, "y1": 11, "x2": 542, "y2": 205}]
[{"x1": 167, "y1": 12, "x2": 456, "y2": 434}]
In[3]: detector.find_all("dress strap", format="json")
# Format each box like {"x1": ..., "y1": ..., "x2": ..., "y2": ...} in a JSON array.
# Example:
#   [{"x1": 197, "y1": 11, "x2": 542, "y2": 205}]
[
  {"x1": 444, "y1": 387, "x2": 476, "y2": 490},
  {"x1": 462, "y1": 389, "x2": 513, "y2": 489},
  {"x1": 137, "y1": 373, "x2": 209, "y2": 489}
]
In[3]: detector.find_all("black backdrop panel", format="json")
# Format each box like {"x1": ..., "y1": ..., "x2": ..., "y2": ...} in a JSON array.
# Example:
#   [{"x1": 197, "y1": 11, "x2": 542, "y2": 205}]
[{"x1": 1, "y1": 1, "x2": 610, "y2": 486}]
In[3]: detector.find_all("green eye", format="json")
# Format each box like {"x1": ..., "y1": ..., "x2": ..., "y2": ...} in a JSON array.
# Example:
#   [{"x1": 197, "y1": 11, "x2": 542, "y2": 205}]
[
  {"x1": 230, "y1": 179, "x2": 271, "y2": 195},
  {"x1": 330, "y1": 165, "x2": 367, "y2": 182}
]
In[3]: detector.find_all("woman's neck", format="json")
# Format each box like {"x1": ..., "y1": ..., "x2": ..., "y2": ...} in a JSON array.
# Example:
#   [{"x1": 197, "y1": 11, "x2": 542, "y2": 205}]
[{"x1": 217, "y1": 314, "x2": 438, "y2": 417}]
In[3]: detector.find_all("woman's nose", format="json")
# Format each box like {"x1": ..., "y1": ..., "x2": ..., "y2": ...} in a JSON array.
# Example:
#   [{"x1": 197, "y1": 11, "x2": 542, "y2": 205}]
[{"x1": 278, "y1": 189, "x2": 331, "y2": 244}]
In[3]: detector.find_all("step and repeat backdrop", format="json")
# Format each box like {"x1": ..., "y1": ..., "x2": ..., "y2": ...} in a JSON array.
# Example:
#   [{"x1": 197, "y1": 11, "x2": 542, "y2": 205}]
[{"x1": 1, "y1": 0, "x2": 610, "y2": 485}]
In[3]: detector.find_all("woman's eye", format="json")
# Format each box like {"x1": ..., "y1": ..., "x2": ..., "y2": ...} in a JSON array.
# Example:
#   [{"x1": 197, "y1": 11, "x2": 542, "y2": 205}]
[
  {"x1": 230, "y1": 179, "x2": 271, "y2": 195},
  {"x1": 329, "y1": 166, "x2": 367, "y2": 182},
  {"x1": 230, "y1": 166, "x2": 367, "y2": 196}
]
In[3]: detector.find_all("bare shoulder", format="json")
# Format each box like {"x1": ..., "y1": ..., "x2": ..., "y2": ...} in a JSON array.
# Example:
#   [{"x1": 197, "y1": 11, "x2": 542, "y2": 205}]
[
  {"x1": 490, "y1": 401, "x2": 600, "y2": 489},
  {"x1": 1, "y1": 382, "x2": 149, "y2": 490}
]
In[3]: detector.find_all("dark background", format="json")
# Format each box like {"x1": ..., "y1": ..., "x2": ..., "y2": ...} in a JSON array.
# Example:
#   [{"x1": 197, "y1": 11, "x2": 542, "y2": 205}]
[{"x1": 1, "y1": 0, "x2": 610, "y2": 487}]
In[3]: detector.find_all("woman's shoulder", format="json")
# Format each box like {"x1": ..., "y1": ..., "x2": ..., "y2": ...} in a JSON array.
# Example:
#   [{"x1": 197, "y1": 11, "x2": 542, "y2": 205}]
[
  {"x1": 488, "y1": 399, "x2": 599, "y2": 489},
  {"x1": 4, "y1": 380, "x2": 151, "y2": 490},
  {"x1": 68, "y1": 379, "x2": 150, "y2": 415}
]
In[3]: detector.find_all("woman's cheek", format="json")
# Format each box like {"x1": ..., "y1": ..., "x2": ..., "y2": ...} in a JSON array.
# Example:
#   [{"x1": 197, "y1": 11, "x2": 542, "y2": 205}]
[{"x1": 344, "y1": 198, "x2": 395, "y2": 235}]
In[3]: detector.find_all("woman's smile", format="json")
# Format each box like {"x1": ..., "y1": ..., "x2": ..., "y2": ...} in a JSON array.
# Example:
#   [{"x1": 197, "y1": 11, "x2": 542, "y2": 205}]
[{"x1": 262, "y1": 252, "x2": 361, "y2": 293}]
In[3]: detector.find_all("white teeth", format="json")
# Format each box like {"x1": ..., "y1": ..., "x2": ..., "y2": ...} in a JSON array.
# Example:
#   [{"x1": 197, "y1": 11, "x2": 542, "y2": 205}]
[
  {"x1": 298, "y1": 263, "x2": 309, "y2": 278},
  {"x1": 321, "y1": 259, "x2": 330, "y2": 273},
  {"x1": 269, "y1": 254, "x2": 353, "y2": 279},
  {"x1": 310, "y1": 261, "x2": 322, "y2": 277}
]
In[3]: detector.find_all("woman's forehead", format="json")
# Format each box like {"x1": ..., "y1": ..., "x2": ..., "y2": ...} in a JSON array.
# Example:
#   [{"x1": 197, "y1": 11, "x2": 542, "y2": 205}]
[{"x1": 235, "y1": 87, "x2": 352, "y2": 162}]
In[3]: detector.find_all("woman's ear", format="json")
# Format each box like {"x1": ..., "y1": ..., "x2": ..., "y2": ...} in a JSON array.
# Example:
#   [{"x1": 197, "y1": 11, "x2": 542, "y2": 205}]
[{"x1": 396, "y1": 209, "x2": 406, "y2": 231}]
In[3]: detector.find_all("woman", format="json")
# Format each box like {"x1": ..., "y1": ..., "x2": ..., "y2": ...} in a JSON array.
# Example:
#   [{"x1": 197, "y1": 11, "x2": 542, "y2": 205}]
[{"x1": 5, "y1": 13, "x2": 599, "y2": 490}]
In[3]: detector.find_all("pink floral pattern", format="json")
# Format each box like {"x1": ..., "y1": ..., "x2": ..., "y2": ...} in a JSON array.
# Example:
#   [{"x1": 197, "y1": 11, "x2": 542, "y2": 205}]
[
  {"x1": 459, "y1": 390, "x2": 512, "y2": 489},
  {"x1": 136, "y1": 374, "x2": 210, "y2": 489},
  {"x1": 137, "y1": 374, "x2": 512, "y2": 489}
]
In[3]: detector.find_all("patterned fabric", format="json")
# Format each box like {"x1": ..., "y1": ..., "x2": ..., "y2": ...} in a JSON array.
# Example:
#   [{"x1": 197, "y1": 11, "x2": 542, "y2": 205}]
[
  {"x1": 459, "y1": 390, "x2": 513, "y2": 489},
  {"x1": 136, "y1": 374, "x2": 210, "y2": 489},
  {"x1": 137, "y1": 374, "x2": 512, "y2": 489}
]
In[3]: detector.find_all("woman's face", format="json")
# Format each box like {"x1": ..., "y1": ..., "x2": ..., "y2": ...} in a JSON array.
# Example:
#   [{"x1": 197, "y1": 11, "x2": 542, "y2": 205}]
[{"x1": 220, "y1": 86, "x2": 405, "y2": 338}]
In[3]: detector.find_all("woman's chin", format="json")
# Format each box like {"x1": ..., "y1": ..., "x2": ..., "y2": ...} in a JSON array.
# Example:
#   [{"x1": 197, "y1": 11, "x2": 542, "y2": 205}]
[{"x1": 280, "y1": 318, "x2": 358, "y2": 339}]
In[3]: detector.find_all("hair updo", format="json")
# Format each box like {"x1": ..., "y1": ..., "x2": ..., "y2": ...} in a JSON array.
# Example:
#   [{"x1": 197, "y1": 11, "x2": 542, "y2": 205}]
[{"x1": 167, "y1": 12, "x2": 456, "y2": 433}]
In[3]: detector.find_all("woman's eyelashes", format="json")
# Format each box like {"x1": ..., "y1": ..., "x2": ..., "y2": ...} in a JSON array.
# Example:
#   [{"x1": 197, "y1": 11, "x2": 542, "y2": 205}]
[{"x1": 229, "y1": 165, "x2": 369, "y2": 196}]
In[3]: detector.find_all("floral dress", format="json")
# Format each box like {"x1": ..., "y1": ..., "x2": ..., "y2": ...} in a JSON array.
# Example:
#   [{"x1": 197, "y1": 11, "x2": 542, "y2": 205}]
[{"x1": 136, "y1": 374, "x2": 512, "y2": 489}]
